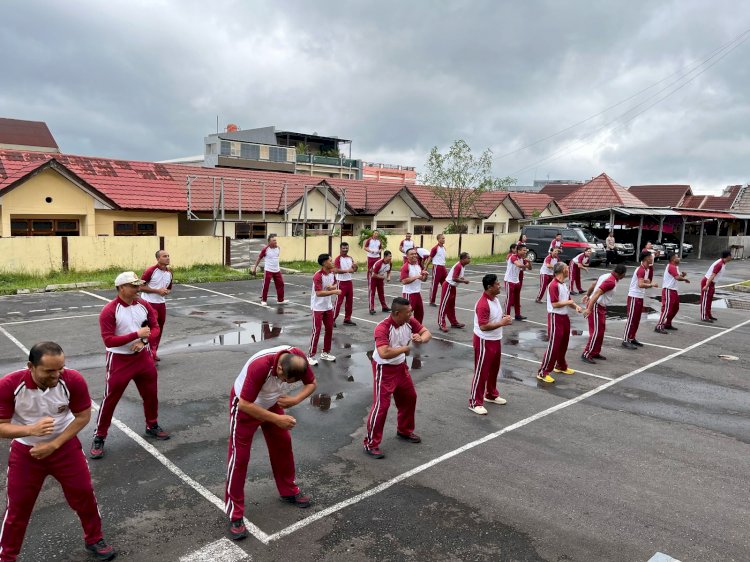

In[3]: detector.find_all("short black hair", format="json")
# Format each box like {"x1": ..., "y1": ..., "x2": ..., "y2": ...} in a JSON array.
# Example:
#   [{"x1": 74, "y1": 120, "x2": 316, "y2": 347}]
[
  {"x1": 391, "y1": 297, "x2": 410, "y2": 314},
  {"x1": 459, "y1": 252, "x2": 470, "y2": 260},
  {"x1": 721, "y1": 250, "x2": 732, "y2": 259},
  {"x1": 517, "y1": 243, "x2": 526, "y2": 249},
  {"x1": 384, "y1": 250, "x2": 392, "y2": 257},
  {"x1": 614, "y1": 264, "x2": 627, "y2": 276},
  {"x1": 29, "y1": 342, "x2": 63, "y2": 366},
  {"x1": 482, "y1": 273, "x2": 498, "y2": 290},
  {"x1": 669, "y1": 252, "x2": 679, "y2": 261},
  {"x1": 639, "y1": 250, "x2": 652, "y2": 263},
  {"x1": 509, "y1": 243, "x2": 517, "y2": 252},
  {"x1": 155, "y1": 250, "x2": 163, "y2": 259},
  {"x1": 340, "y1": 242, "x2": 349, "y2": 248},
  {"x1": 318, "y1": 253, "x2": 330, "y2": 265},
  {"x1": 406, "y1": 248, "x2": 417, "y2": 256},
  {"x1": 555, "y1": 232, "x2": 562, "y2": 237},
  {"x1": 268, "y1": 233, "x2": 277, "y2": 242},
  {"x1": 280, "y1": 353, "x2": 307, "y2": 382}
]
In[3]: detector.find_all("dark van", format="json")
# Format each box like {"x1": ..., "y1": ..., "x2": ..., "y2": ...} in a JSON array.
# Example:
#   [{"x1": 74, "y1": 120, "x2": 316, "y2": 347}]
[{"x1": 520, "y1": 225, "x2": 605, "y2": 265}]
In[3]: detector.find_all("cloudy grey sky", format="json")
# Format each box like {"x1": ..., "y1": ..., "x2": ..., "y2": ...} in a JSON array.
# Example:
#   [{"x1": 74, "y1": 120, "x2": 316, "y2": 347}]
[{"x1": 2, "y1": 0, "x2": 748, "y2": 193}]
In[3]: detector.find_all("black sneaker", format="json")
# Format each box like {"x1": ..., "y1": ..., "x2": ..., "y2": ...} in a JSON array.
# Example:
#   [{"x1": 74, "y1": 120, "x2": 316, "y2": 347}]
[
  {"x1": 90, "y1": 436, "x2": 105, "y2": 460},
  {"x1": 514, "y1": 315, "x2": 527, "y2": 321},
  {"x1": 369, "y1": 309, "x2": 376, "y2": 315},
  {"x1": 580, "y1": 355, "x2": 597, "y2": 365},
  {"x1": 343, "y1": 319, "x2": 357, "y2": 326},
  {"x1": 228, "y1": 519, "x2": 248, "y2": 541},
  {"x1": 621, "y1": 341, "x2": 637, "y2": 350},
  {"x1": 396, "y1": 431, "x2": 422, "y2": 443},
  {"x1": 654, "y1": 327, "x2": 668, "y2": 334},
  {"x1": 631, "y1": 339, "x2": 644, "y2": 347},
  {"x1": 429, "y1": 302, "x2": 438, "y2": 307},
  {"x1": 382, "y1": 307, "x2": 391, "y2": 312},
  {"x1": 85, "y1": 539, "x2": 116, "y2": 561},
  {"x1": 280, "y1": 492, "x2": 311, "y2": 508},
  {"x1": 145, "y1": 423, "x2": 170, "y2": 440},
  {"x1": 592, "y1": 354, "x2": 607, "y2": 360},
  {"x1": 710, "y1": 316, "x2": 719, "y2": 321},
  {"x1": 664, "y1": 326, "x2": 678, "y2": 331},
  {"x1": 701, "y1": 318, "x2": 714, "y2": 323}
]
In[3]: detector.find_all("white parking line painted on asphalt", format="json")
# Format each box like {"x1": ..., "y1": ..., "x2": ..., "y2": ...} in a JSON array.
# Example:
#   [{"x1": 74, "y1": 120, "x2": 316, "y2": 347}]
[
  {"x1": 179, "y1": 538, "x2": 249, "y2": 562},
  {"x1": 0, "y1": 323, "x2": 272, "y2": 546},
  {"x1": 79, "y1": 289, "x2": 111, "y2": 302},
  {"x1": 647, "y1": 552, "x2": 682, "y2": 562},
  {"x1": 263, "y1": 316, "x2": 750, "y2": 544}
]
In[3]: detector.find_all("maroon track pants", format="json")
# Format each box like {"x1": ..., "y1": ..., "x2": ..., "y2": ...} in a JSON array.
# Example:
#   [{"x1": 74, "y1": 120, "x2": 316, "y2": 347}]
[
  {"x1": 261, "y1": 271, "x2": 285, "y2": 302},
  {"x1": 656, "y1": 288, "x2": 680, "y2": 329},
  {"x1": 583, "y1": 304, "x2": 607, "y2": 359},
  {"x1": 469, "y1": 336, "x2": 502, "y2": 407},
  {"x1": 538, "y1": 313, "x2": 571, "y2": 376},
  {"x1": 95, "y1": 350, "x2": 158, "y2": 438},
  {"x1": 624, "y1": 296, "x2": 644, "y2": 341},
  {"x1": 537, "y1": 274, "x2": 553, "y2": 301},
  {"x1": 504, "y1": 281, "x2": 522, "y2": 316},
  {"x1": 150, "y1": 302, "x2": 166, "y2": 358},
  {"x1": 429, "y1": 265, "x2": 447, "y2": 304},
  {"x1": 438, "y1": 282, "x2": 459, "y2": 328},
  {"x1": 569, "y1": 263, "x2": 583, "y2": 292},
  {"x1": 369, "y1": 277, "x2": 387, "y2": 310},
  {"x1": 0, "y1": 438, "x2": 103, "y2": 561},
  {"x1": 224, "y1": 396, "x2": 298, "y2": 521},
  {"x1": 363, "y1": 361, "x2": 416, "y2": 451},
  {"x1": 308, "y1": 309, "x2": 333, "y2": 357},
  {"x1": 333, "y1": 280, "x2": 354, "y2": 322},
  {"x1": 403, "y1": 292, "x2": 424, "y2": 324},
  {"x1": 700, "y1": 278, "x2": 715, "y2": 320}
]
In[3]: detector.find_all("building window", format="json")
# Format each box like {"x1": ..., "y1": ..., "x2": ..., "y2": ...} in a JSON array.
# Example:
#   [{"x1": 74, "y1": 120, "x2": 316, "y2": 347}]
[
  {"x1": 220, "y1": 141, "x2": 231, "y2": 156},
  {"x1": 240, "y1": 143, "x2": 260, "y2": 160},
  {"x1": 483, "y1": 225, "x2": 494, "y2": 234},
  {"x1": 114, "y1": 221, "x2": 157, "y2": 236},
  {"x1": 413, "y1": 224, "x2": 433, "y2": 235},
  {"x1": 341, "y1": 223, "x2": 354, "y2": 236},
  {"x1": 11, "y1": 219, "x2": 80, "y2": 237},
  {"x1": 269, "y1": 146, "x2": 287, "y2": 162}
]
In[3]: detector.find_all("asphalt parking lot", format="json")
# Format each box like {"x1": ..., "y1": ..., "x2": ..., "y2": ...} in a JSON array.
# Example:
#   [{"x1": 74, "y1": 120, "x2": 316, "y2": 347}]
[{"x1": 0, "y1": 257, "x2": 748, "y2": 562}]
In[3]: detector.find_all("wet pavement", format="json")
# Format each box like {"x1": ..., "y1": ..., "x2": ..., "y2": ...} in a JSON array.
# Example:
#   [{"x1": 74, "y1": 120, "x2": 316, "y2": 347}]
[{"x1": 0, "y1": 257, "x2": 748, "y2": 561}]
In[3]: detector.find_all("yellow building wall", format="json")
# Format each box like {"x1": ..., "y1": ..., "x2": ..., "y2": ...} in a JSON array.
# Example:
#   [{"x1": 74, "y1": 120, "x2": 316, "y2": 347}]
[
  {"x1": 94, "y1": 211, "x2": 179, "y2": 237},
  {"x1": 286, "y1": 190, "x2": 340, "y2": 222},
  {"x1": 0, "y1": 168, "x2": 97, "y2": 236},
  {"x1": 374, "y1": 195, "x2": 412, "y2": 229},
  {"x1": 0, "y1": 237, "x2": 64, "y2": 274},
  {"x1": 483, "y1": 204, "x2": 512, "y2": 234}
]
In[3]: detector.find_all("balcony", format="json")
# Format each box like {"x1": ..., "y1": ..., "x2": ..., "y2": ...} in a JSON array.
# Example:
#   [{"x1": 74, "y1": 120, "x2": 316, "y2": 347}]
[{"x1": 296, "y1": 154, "x2": 360, "y2": 168}]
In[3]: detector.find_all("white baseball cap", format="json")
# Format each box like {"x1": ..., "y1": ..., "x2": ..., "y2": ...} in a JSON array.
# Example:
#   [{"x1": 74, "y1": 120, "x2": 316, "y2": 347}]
[{"x1": 115, "y1": 271, "x2": 145, "y2": 287}]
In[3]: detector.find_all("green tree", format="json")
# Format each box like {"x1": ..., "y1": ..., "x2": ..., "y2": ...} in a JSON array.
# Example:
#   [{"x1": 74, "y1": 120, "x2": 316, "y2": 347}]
[{"x1": 420, "y1": 139, "x2": 515, "y2": 232}]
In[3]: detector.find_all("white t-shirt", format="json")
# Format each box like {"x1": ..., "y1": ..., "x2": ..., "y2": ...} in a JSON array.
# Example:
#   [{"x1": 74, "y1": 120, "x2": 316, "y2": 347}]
[
  {"x1": 259, "y1": 245, "x2": 281, "y2": 273},
  {"x1": 400, "y1": 239, "x2": 415, "y2": 257},
  {"x1": 504, "y1": 254, "x2": 524, "y2": 284},
  {"x1": 593, "y1": 273, "x2": 618, "y2": 306},
  {"x1": 704, "y1": 259, "x2": 726, "y2": 283},
  {"x1": 430, "y1": 244, "x2": 447, "y2": 266},
  {"x1": 473, "y1": 293, "x2": 503, "y2": 340},
  {"x1": 445, "y1": 262, "x2": 464, "y2": 287},
  {"x1": 662, "y1": 263, "x2": 681, "y2": 291},
  {"x1": 401, "y1": 263, "x2": 423, "y2": 294},
  {"x1": 365, "y1": 237, "x2": 382, "y2": 259},
  {"x1": 335, "y1": 255, "x2": 354, "y2": 282},
  {"x1": 627, "y1": 265, "x2": 653, "y2": 299},
  {"x1": 140, "y1": 265, "x2": 173, "y2": 304},
  {"x1": 540, "y1": 255, "x2": 558, "y2": 276},
  {"x1": 547, "y1": 278, "x2": 570, "y2": 315},
  {"x1": 310, "y1": 270, "x2": 336, "y2": 311}
]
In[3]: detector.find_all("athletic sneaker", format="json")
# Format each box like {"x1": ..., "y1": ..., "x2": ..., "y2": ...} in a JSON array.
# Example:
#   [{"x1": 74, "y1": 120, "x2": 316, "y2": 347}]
[
  {"x1": 364, "y1": 447, "x2": 385, "y2": 459},
  {"x1": 484, "y1": 396, "x2": 507, "y2": 405},
  {"x1": 536, "y1": 374, "x2": 556, "y2": 383},
  {"x1": 631, "y1": 339, "x2": 644, "y2": 347},
  {"x1": 228, "y1": 519, "x2": 248, "y2": 541},
  {"x1": 468, "y1": 405, "x2": 488, "y2": 415},
  {"x1": 307, "y1": 356, "x2": 318, "y2": 366},
  {"x1": 145, "y1": 423, "x2": 170, "y2": 440},
  {"x1": 591, "y1": 354, "x2": 607, "y2": 360},
  {"x1": 85, "y1": 539, "x2": 116, "y2": 561},
  {"x1": 278, "y1": 300, "x2": 291, "y2": 304},
  {"x1": 580, "y1": 355, "x2": 597, "y2": 364},
  {"x1": 439, "y1": 326, "x2": 449, "y2": 332},
  {"x1": 260, "y1": 301, "x2": 268, "y2": 307},
  {"x1": 514, "y1": 315, "x2": 527, "y2": 321},
  {"x1": 553, "y1": 367, "x2": 575, "y2": 375},
  {"x1": 664, "y1": 326, "x2": 678, "y2": 331},
  {"x1": 369, "y1": 309, "x2": 376, "y2": 315},
  {"x1": 343, "y1": 319, "x2": 357, "y2": 326},
  {"x1": 654, "y1": 327, "x2": 668, "y2": 334},
  {"x1": 320, "y1": 352, "x2": 336, "y2": 362},
  {"x1": 382, "y1": 307, "x2": 391, "y2": 312},
  {"x1": 280, "y1": 492, "x2": 311, "y2": 508},
  {"x1": 89, "y1": 436, "x2": 105, "y2": 459},
  {"x1": 621, "y1": 340, "x2": 637, "y2": 350},
  {"x1": 429, "y1": 302, "x2": 437, "y2": 307},
  {"x1": 451, "y1": 323, "x2": 466, "y2": 328},
  {"x1": 396, "y1": 431, "x2": 421, "y2": 443}
]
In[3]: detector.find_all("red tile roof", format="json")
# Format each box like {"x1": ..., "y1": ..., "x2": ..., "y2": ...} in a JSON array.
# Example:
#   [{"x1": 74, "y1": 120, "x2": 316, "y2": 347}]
[
  {"x1": 320, "y1": 178, "x2": 406, "y2": 214},
  {"x1": 0, "y1": 118, "x2": 59, "y2": 150},
  {"x1": 506, "y1": 192, "x2": 557, "y2": 217},
  {"x1": 539, "y1": 183, "x2": 581, "y2": 201},
  {"x1": 560, "y1": 173, "x2": 645, "y2": 210},
  {"x1": 627, "y1": 185, "x2": 691, "y2": 207},
  {"x1": 679, "y1": 193, "x2": 734, "y2": 211},
  {"x1": 473, "y1": 191, "x2": 512, "y2": 217}
]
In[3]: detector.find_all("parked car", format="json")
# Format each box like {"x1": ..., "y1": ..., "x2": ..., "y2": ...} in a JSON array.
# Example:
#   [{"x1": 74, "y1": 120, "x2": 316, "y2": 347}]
[
  {"x1": 660, "y1": 234, "x2": 693, "y2": 255},
  {"x1": 520, "y1": 225, "x2": 605, "y2": 265}
]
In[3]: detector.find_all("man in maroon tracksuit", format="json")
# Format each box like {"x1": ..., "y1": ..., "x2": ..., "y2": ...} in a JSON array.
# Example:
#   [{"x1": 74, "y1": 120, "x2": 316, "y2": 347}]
[
  {"x1": 504, "y1": 244, "x2": 532, "y2": 321},
  {"x1": 537, "y1": 263, "x2": 582, "y2": 384},
  {"x1": 369, "y1": 251, "x2": 393, "y2": 314},
  {"x1": 224, "y1": 345, "x2": 317, "y2": 540},
  {"x1": 700, "y1": 250, "x2": 732, "y2": 322},
  {"x1": 438, "y1": 252, "x2": 471, "y2": 332},
  {"x1": 333, "y1": 242, "x2": 358, "y2": 327},
  {"x1": 308, "y1": 254, "x2": 341, "y2": 366},
  {"x1": 364, "y1": 230, "x2": 383, "y2": 290},
  {"x1": 622, "y1": 251, "x2": 658, "y2": 349},
  {"x1": 536, "y1": 247, "x2": 560, "y2": 303},
  {"x1": 581, "y1": 264, "x2": 627, "y2": 364},
  {"x1": 400, "y1": 248, "x2": 429, "y2": 324},
  {"x1": 0, "y1": 342, "x2": 116, "y2": 561},
  {"x1": 655, "y1": 253, "x2": 690, "y2": 334},
  {"x1": 91, "y1": 272, "x2": 169, "y2": 461},
  {"x1": 252, "y1": 234, "x2": 287, "y2": 306},
  {"x1": 568, "y1": 248, "x2": 592, "y2": 295},
  {"x1": 140, "y1": 249, "x2": 173, "y2": 362},
  {"x1": 428, "y1": 234, "x2": 448, "y2": 306},
  {"x1": 363, "y1": 298, "x2": 432, "y2": 459}
]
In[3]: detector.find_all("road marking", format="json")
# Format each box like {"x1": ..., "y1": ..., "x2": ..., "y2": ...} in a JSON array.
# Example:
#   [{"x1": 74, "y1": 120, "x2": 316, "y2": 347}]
[
  {"x1": 7, "y1": 312, "x2": 21, "y2": 315},
  {"x1": 648, "y1": 553, "x2": 682, "y2": 562},
  {"x1": 179, "y1": 538, "x2": 248, "y2": 562},
  {"x1": 181, "y1": 284, "x2": 266, "y2": 308},
  {"x1": 29, "y1": 309, "x2": 46, "y2": 313},
  {"x1": 0, "y1": 324, "x2": 271, "y2": 545},
  {"x1": 79, "y1": 289, "x2": 111, "y2": 303},
  {"x1": 263, "y1": 316, "x2": 750, "y2": 543}
]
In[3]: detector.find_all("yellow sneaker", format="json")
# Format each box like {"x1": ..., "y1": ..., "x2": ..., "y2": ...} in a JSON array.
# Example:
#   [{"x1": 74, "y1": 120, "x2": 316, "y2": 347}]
[
  {"x1": 553, "y1": 368, "x2": 575, "y2": 375},
  {"x1": 536, "y1": 374, "x2": 555, "y2": 383}
]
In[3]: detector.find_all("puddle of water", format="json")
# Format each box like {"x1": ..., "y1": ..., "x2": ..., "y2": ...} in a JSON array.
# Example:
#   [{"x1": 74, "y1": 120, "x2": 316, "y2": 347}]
[
  {"x1": 651, "y1": 293, "x2": 718, "y2": 304},
  {"x1": 605, "y1": 305, "x2": 656, "y2": 319},
  {"x1": 185, "y1": 320, "x2": 282, "y2": 347},
  {"x1": 189, "y1": 311, "x2": 207, "y2": 316},
  {"x1": 505, "y1": 329, "x2": 549, "y2": 346}
]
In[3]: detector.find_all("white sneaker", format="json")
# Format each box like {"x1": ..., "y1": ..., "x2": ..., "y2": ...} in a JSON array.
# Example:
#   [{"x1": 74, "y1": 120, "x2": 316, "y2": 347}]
[
  {"x1": 260, "y1": 301, "x2": 268, "y2": 307},
  {"x1": 278, "y1": 300, "x2": 291, "y2": 304},
  {"x1": 485, "y1": 396, "x2": 507, "y2": 405},
  {"x1": 320, "y1": 352, "x2": 336, "y2": 362},
  {"x1": 468, "y1": 405, "x2": 488, "y2": 415},
  {"x1": 307, "y1": 356, "x2": 318, "y2": 366}
]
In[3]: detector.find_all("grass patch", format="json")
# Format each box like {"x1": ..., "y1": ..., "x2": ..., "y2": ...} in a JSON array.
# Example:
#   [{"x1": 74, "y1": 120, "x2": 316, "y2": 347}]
[
  {"x1": 0, "y1": 264, "x2": 247, "y2": 295},
  {"x1": 280, "y1": 254, "x2": 502, "y2": 274}
]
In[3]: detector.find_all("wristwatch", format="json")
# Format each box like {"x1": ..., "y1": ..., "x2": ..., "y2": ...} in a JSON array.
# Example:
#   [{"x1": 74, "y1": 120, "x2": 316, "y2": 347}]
[{"x1": 140, "y1": 337, "x2": 148, "y2": 344}]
